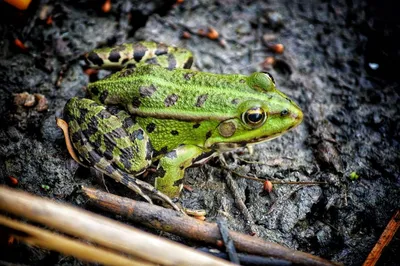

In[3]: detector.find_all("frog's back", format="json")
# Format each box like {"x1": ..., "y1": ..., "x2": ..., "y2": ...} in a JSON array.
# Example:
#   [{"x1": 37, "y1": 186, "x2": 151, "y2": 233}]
[{"x1": 88, "y1": 64, "x2": 266, "y2": 122}]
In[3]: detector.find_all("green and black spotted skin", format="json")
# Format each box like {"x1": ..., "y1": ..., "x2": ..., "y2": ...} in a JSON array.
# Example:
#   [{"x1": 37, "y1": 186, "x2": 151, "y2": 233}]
[{"x1": 64, "y1": 41, "x2": 303, "y2": 202}]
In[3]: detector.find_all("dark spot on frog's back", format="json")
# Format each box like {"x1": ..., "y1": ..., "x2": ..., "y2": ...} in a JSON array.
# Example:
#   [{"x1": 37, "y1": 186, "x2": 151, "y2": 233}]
[
  {"x1": 167, "y1": 54, "x2": 177, "y2": 70},
  {"x1": 99, "y1": 90, "x2": 109, "y2": 104},
  {"x1": 196, "y1": 94, "x2": 208, "y2": 107},
  {"x1": 171, "y1": 130, "x2": 179, "y2": 136},
  {"x1": 89, "y1": 86, "x2": 99, "y2": 95},
  {"x1": 108, "y1": 50, "x2": 121, "y2": 63},
  {"x1": 155, "y1": 43, "x2": 169, "y2": 56},
  {"x1": 206, "y1": 131, "x2": 212, "y2": 139},
  {"x1": 105, "y1": 105, "x2": 121, "y2": 115},
  {"x1": 146, "y1": 123, "x2": 156, "y2": 133},
  {"x1": 164, "y1": 94, "x2": 179, "y2": 107},
  {"x1": 131, "y1": 129, "x2": 144, "y2": 141},
  {"x1": 132, "y1": 97, "x2": 141, "y2": 108},
  {"x1": 133, "y1": 43, "x2": 148, "y2": 62},
  {"x1": 183, "y1": 56, "x2": 194, "y2": 69},
  {"x1": 96, "y1": 108, "x2": 112, "y2": 120},
  {"x1": 139, "y1": 84, "x2": 157, "y2": 97},
  {"x1": 122, "y1": 116, "x2": 134, "y2": 129},
  {"x1": 153, "y1": 146, "x2": 168, "y2": 158},
  {"x1": 87, "y1": 52, "x2": 104, "y2": 66},
  {"x1": 193, "y1": 123, "x2": 200, "y2": 129}
]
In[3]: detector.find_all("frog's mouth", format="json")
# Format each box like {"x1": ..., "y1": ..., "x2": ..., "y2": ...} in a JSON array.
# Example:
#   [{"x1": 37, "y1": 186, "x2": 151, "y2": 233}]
[{"x1": 211, "y1": 134, "x2": 281, "y2": 151}]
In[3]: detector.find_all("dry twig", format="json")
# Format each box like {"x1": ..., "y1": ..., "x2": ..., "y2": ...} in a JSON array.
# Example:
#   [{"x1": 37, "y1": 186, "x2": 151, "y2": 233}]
[
  {"x1": 363, "y1": 210, "x2": 400, "y2": 266},
  {"x1": 82, "y1": 186, "x2": 340, "y2": 266}
]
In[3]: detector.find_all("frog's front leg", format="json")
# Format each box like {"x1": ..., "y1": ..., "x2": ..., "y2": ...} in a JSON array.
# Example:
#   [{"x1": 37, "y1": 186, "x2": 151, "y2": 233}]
[{"x1": 154, "y1": 145, "x2": 205, "y2": 199}]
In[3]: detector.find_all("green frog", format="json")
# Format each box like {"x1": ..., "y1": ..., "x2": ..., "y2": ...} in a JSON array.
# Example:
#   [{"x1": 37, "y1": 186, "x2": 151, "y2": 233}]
[{"x1": 62, "y1": 41, "x2": 303, "y2": 211}]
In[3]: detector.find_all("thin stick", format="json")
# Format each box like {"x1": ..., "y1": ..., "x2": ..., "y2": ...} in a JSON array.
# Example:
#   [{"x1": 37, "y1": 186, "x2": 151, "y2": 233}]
[
  {"x1": 0, "y1": 186, "x2": 234, "y2": 266},
  {"x1": 363, "y1": 210, "x2": 400, "y2": 266},
  {"x1": 222, "y1": 165, "x2": 327, "y2": 185},
  {"x1": 0, "y1": 215, "x2": 147, "y2": 266},
  {"x1": 82, "y1": 186, "x2": 341, "y2": 266}
]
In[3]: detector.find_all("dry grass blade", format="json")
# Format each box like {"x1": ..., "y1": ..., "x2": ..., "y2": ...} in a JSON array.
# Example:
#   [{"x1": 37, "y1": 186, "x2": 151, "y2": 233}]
[
  {"x1": 0, "y1": 215, "x2": 146, "y2": 266},
  {"x1": 0, "y1": 186, "x2": 234, "y2": 266}
]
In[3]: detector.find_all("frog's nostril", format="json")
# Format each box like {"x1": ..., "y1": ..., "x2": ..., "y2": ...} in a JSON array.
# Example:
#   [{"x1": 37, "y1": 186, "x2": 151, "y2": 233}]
[
  {"x1": 296, "y1": 109, "x2": 304, "y2": 122},
  {"x1": 290, "y1": 108, "x2": 303, "y2": 123}
]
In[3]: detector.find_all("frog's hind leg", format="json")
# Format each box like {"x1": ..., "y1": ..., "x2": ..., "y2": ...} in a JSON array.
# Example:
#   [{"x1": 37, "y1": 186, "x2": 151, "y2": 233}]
[
  {"x1": 64, "y1": 98, "x2": 181, "y2": 211},
  {"x1": 85, "y1": 41, "x2": 193, "y2": 70}
]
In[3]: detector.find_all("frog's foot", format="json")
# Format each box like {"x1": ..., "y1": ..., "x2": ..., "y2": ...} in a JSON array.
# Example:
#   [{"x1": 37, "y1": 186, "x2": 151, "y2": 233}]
[
  {"x1": 118, "y1": 172, "x2": 154, "y2": 205},
  {"x1": 119, "y1": 172, "x2": 183, "y2": 213},
  {"x1": 184, "y1": 208, "x2": 207, "y2": 218}
]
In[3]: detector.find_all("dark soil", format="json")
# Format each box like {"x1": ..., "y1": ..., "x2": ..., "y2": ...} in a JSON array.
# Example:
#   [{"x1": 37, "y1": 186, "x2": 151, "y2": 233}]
[{"x1": 0, "y1": 0, "x2": 399, "y2": 265}]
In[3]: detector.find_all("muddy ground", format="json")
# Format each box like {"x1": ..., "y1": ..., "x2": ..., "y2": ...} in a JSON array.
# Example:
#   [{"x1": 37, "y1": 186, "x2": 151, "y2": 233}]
[{"x1": 0, "y1": 0, "x2": 399, "y2": 265}]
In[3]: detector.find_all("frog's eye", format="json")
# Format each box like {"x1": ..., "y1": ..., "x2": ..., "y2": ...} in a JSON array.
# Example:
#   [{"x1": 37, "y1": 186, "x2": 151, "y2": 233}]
[
  {"x1": 261, "y1": 71, "x2": 275, "y2": 85},
  {"x1": 242, "y1": 107, "x2": 267, "y2": 128},
  {"x1": 247, "y1": 72, "x2": 275, "y2": 92}
]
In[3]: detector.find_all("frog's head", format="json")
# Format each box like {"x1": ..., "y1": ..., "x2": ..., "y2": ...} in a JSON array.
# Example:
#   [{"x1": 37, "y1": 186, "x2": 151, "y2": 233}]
[{"x1": 205, "y1": 72, "x2": 303, "y2": 151}]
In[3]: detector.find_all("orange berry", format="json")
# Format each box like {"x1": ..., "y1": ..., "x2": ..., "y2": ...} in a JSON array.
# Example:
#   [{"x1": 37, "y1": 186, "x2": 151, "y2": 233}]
[
  {"x1": 14, "y1": 38, "x2": 28, "y2": 51},
  {"x1": 46, "y1": 15, "x2": 53, "y2": 25},
  {"x1": 216, "y1": 240, "x2": 224, "y2": 247},
  {"x1": 207, "y1": 27, "x2": 219, "y2": 40},
  {"x1": 102, "y1": 0, "x2": 111, "y2": 13},
  {"x1": 261, "y1": 56, "x2": 275, "y2": 69},
  {"x1": 8, "y1": 176, "x2": 18, "y2": 186},
  {"x1": 270, "y1": 43, "x2": 284, "y2": 54},
  {"x1": 263, "y1": 180, "x2": 273, "y2": 193},
  {"x1": 182, "y1": 31, "x2": 191, "y2": 39}
]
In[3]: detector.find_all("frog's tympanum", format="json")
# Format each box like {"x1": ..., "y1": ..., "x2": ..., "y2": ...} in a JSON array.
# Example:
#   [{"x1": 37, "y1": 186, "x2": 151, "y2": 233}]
[{"x1": 63, "y1": 42, "x2": 303, "y2": 211}]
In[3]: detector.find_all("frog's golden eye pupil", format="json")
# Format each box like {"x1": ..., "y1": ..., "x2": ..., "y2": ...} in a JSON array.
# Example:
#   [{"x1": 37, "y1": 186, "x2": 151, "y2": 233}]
[
  {"x1": 248, "y1": 112, "x2": 262, "y2": 123},
  {"x1": 243, "y1": 107, "x2": 266, "y2": 127}
]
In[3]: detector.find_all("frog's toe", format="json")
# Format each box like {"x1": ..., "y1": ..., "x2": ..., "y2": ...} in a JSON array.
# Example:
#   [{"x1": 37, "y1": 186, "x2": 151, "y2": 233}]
[
  {"x1": 131, "y1": 178, "x2": 183, "y2": 213},
  {"x1": 119, "y1": 174, "x2": 154, "y2": 205}
]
